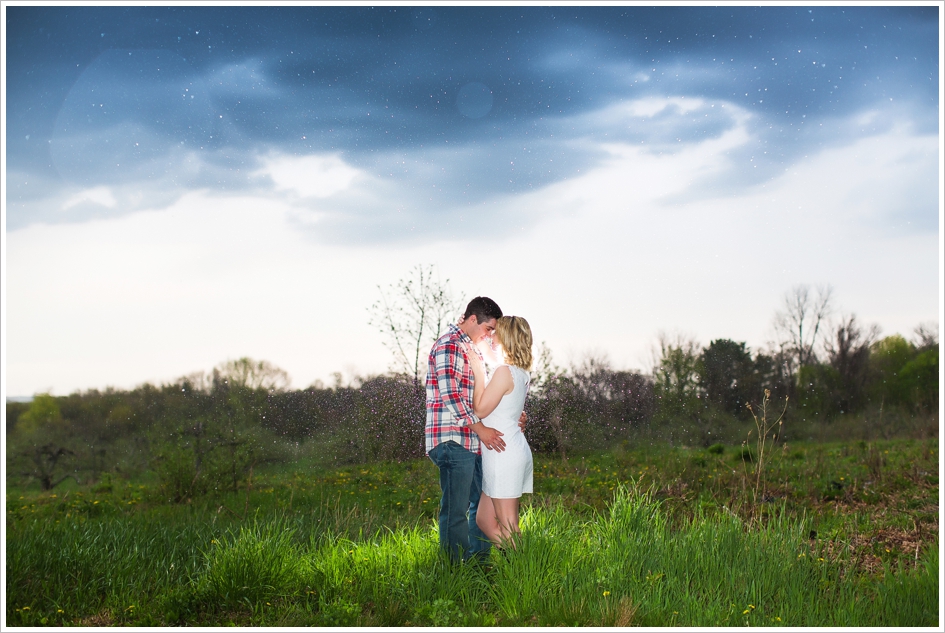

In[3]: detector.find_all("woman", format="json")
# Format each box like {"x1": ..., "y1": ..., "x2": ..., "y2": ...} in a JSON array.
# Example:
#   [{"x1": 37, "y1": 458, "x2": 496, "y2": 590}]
[{"x1": 468, "y1": 315, "x2": 533, "y2": 548}]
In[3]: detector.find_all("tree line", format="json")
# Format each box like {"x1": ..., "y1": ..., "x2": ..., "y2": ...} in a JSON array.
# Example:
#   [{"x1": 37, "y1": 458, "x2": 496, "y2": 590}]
[{"x1": 5, "y1": 279, "x2": 939, "y2": 497}]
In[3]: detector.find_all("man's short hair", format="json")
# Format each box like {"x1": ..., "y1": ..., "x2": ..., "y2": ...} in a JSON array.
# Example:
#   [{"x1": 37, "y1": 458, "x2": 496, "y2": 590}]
[{"x1": 463, "y1": 296, "x2": 503, "y2": 324}]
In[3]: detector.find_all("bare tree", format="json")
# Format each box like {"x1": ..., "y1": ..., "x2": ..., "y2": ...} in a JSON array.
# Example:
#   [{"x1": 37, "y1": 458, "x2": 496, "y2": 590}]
[
  {"x1": 823, "y1": 314, "x2": 879, "y2": 412},
  {"x1": 368, "y1": 264, "x2": 464, "y2": 392},
  {"x1": 824, "y1": 314, "x2": 880, "y2": 369},
  {"x1": 772, "y1": 284, "x2": 834, "y2": 374},
  {"x1": 912, "y1": 321, "x2": 939, "y2": 351}
]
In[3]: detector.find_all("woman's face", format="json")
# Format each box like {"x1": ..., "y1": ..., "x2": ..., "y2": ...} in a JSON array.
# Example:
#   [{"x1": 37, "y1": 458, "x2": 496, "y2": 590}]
[{"x1": 484, "y1": 332, "x2": 505, "y2": 365}]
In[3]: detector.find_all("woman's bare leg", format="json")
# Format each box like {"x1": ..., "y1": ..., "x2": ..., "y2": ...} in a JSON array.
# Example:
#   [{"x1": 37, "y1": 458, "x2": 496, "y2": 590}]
[
  {"x1": 475, "y1": 493, "x2": 503, "y2": 544},
  {"x1": 491, "y1": 497, "x2": 521, "y2": 548}
]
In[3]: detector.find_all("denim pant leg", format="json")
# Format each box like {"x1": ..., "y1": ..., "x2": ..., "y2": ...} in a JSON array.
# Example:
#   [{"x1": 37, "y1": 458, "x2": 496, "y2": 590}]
[
  {"x1": 466, "y1": 452, "x2": 492, "y2": 560},
  {"x1": 429, "y1": 441, "x2": 476, "y2": 562}
]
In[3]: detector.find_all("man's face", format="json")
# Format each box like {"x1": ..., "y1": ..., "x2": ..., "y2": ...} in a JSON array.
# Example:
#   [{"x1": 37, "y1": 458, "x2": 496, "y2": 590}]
[{"x1": 467, "y1": 316, "x2": 497, "y2": 344}]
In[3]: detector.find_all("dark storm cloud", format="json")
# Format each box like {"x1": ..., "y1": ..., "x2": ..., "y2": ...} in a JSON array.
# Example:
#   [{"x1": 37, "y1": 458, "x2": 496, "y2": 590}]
[{"x1": 5, "y1": 5, "x2": 939, "y2": 237}]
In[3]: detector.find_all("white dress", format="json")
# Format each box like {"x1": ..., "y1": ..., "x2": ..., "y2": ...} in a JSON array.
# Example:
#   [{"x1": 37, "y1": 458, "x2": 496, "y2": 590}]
[{"x1": 481, "y1": 364, "x2": 533, "y2": 499}]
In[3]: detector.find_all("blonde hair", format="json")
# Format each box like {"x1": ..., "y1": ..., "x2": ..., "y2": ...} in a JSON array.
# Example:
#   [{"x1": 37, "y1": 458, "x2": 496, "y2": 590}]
[{"x1": 494, "y1": 315, "x2": 533, "y2": 371}]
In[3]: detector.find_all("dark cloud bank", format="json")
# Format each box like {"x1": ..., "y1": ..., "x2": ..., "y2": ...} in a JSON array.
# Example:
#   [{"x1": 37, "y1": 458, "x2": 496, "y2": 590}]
[{"x1": 5, "y1": 5, "x2": 939, "y2": 240}]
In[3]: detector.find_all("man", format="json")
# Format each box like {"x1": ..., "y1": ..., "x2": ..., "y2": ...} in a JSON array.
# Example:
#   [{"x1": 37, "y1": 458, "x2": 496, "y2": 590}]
[{"x1": 426, "y1": 296, "x2": 507, "y2": 563}]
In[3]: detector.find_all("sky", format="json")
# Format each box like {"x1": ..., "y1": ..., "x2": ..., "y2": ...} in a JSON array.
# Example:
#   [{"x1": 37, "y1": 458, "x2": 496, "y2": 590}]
[{"x1": 2, "y1": 2, "x2": 942, "y2": 397}]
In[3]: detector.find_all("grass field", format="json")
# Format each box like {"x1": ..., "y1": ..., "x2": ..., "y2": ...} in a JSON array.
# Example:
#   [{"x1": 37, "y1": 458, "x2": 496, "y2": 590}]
[{"x1": 5, "y1": 438, "x2": 940, "y2": 626}]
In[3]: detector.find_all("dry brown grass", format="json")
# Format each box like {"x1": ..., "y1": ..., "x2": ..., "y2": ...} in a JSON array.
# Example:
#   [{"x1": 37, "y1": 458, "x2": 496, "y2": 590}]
[{"x1": 78, "y1": 609, "x2": 115, "y2": 626}]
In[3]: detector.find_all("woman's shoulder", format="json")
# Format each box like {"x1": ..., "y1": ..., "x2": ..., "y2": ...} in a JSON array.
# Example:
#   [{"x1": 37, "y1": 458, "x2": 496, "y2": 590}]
[
  {"x1": 505, "y1": 365, "x2": 530, "y2": 386},
  {"x1": 491, "y1": 364, "x2": 513, "y2": 377},
  {"x1": 488, "y1": 364, "x2": 514, "y2": 390}
]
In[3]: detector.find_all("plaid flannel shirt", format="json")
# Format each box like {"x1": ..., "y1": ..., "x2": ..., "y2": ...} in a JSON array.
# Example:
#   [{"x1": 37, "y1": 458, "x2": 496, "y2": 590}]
[{"x1": 425, "y1": 323, "x2": 482, "y2": 454}]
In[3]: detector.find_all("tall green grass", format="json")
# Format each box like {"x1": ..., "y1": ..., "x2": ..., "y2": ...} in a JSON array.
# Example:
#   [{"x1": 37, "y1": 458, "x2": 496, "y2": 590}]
[{"x1": 6, "y1": 483, "x2": 937, "y2": 626}]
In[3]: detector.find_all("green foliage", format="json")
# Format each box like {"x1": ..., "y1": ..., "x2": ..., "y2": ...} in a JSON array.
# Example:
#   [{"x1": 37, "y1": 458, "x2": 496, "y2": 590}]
[
  {"x1": 869, "y1": 335, "x2": 916, "y2": 406},
  {"x1": 153, "y1": 418, "x2": 272, "y2": 502},
  {"x1": 154, "y1": 446, "x2": 203, "y2": 503},
  {"x1": 650, "y1": 337, "x2": 718, "y2": 446},
  {"x1": 412, "y1": 598, "x2": 475, "y2": 627},
  {"x1": 5, "y1": 400, "x2": 30, "y2": 434},
  {"x1": 796, "y1": 363, "x2": 843, "y2": 417},
  {"x1": 898, "y1": 347, "x2": 939, "y2": 412},
  {"x1": 15, "y1": 394, "x2": 64, "y2": 434},
  {"x1": 653, "y1": 338, "x2": 701, "y2": 414},
  {"x1": 316, "y1": 597, "x2": 362, "y2": 626}
]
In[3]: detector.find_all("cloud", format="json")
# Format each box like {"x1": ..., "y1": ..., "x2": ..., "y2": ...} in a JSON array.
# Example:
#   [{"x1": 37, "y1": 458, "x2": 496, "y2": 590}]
[
  {"x1": 15, "y1": 83, "x2": 937, "y2": 249},
  {"x1": 61, "y1": 186, "x2": 117, "y2": 210},
  {"x1": 256, "y1": 153, "x2": 360, "y2": 199}
]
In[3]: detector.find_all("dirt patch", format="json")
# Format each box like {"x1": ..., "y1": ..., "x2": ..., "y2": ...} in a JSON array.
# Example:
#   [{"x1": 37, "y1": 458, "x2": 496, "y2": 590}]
[
  {"x1": 79, "y1": 610, "x2": 115, "y2": 626},
  {"x1": 812, "y1": 521, "x2": 937, "y2": 576}
]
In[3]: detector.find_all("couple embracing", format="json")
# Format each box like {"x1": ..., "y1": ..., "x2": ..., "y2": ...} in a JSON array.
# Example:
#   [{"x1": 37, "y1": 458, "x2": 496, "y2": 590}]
[{"x1": 425, "y1": 296, "x2": 534, "y2": 563}]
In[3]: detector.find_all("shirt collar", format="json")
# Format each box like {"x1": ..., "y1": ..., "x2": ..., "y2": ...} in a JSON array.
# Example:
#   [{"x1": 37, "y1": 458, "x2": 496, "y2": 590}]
[{"x1": 449, "y1": 322, "x2": 473, "y2": 345}]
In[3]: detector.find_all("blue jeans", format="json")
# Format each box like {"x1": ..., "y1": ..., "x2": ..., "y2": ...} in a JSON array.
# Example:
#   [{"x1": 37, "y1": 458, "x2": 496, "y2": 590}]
[{"x1": 428, "y1": 441, "x2": 491, "y2": 563}]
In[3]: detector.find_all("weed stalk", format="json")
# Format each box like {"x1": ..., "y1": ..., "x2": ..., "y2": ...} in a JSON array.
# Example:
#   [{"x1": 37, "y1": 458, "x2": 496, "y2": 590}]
[{"x1": 745, "y1": 389, "x2": 789, "y2": 525}]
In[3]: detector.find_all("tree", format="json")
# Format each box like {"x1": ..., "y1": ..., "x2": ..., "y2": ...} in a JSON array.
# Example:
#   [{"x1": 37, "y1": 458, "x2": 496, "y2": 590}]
[
  {"x1": 697, "y1": 339, "x2": 757, "y2": 416},
  {"x1": 651, "y1": 332, "x2": 702, "y2": 411},
  {"x1": 795, "y1": 363, "x2": 843, "y2": 418},
  {"x1": 772, "y1": 284, "x2": 833, "y2": 375},
  {"x1": 869, "y1": 335, "x2": 916, "y2": 407},
  {"x1": 353, "y1": 374, "x2": 426, "y2": 462},
  {"x1": 15, "y1": 393, "x2": 64, "y2": 434},
  {"x1": 529, "y1": 341, "x2": 559, "y2": 395},
  {"x1": 823, "y1": 314, "x2": 878, "y2": 413},
  {"x1": 899, "y1": 346, "x2": 939, "y2": 412},
  {"x1": 566, "y1": 355, "x2": 655, "y2": 441},
  {"x1": 751, "y1": 349, "x2": 794, "y2": 405},
  {"x1": 912, "y1": 322, "x2": 938, "y2": 352},
  {"x1": 368, "y1": 264, "x2": 464, "y2": 392},
  {"x1": 605, "y1": 370, "x2": 656, "y2": 433},
  {"x1": 213, "y1": 358, "x2": 291, "y2": 392},
  {"x1": 19, "y1": 444, "x2": 78, "y2": 491},
  {"x1": 650, "y1": 333, "x2": 710, "y2": 444},
  {"x1": 9, "y1": 394, "x2": 80, "y2": 491},
  {"x1": 526, "y1": 373, "x2": 580, "y2": 461},
  {"x1": 5, "y1": 401, "x2": 30, "y2": 434}
]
